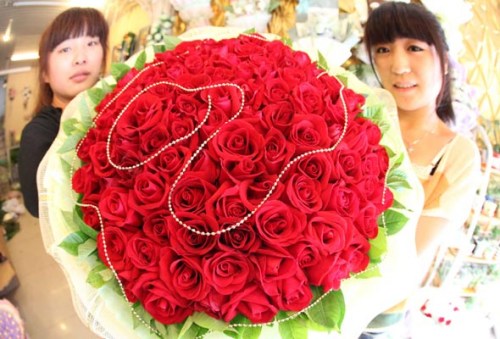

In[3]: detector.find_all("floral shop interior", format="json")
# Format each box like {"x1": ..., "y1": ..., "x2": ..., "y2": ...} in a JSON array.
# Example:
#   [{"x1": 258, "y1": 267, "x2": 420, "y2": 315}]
[{"x1": 0, "y1": 0, "x2": 499, "y2": 338}]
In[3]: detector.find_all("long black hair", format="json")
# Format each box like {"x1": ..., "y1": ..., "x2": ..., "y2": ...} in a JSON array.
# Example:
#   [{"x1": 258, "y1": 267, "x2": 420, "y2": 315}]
[{"x1": 364, "y1": 2, "x2": 454, "y2": 124}]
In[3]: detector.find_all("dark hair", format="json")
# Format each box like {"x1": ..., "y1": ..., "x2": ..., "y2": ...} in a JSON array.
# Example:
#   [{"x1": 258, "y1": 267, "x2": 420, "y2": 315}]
[
  {"x1": 364, "y1": 2, "x2": 454, "y2": 124},
  {"x1": 35, "y1": 7, "x2": 109, "y2": 113}
]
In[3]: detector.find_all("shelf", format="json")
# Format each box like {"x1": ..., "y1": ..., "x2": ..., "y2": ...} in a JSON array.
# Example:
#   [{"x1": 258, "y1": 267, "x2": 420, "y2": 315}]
[{"x1": 448, "y1": 248, "x2": 500, "y2": 265}]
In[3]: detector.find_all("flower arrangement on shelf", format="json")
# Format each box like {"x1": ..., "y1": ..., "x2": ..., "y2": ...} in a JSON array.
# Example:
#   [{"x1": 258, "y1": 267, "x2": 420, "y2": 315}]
[
  {"x1": 40, "y1": 30, "x2": 417, "y2": 339},
  {"x1": 224, "y1": 0, "x2": 280, "y2": 32}
]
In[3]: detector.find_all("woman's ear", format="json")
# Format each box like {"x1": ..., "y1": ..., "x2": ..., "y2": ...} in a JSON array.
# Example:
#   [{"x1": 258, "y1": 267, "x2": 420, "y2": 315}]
[{"x1": 42, "y1": 71, "x2": 50, "y2": 83}]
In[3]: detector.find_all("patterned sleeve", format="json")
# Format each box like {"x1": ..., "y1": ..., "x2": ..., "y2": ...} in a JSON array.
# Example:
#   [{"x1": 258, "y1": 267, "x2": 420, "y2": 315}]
[{"x1": 420, "y1": 134, "x2": 482, "y2": 227}]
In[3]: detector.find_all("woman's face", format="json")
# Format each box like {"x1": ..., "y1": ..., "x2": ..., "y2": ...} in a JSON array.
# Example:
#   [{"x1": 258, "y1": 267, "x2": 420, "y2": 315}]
[
  {"x1": 372, "y1": 38, "x2": 444, "y2": 116},
  {"x1": 43, "y1": 35, "x2": 104, "y2": 109}
]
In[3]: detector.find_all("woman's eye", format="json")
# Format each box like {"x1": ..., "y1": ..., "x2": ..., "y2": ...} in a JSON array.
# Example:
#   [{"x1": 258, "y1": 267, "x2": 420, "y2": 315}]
[
  {"x1": 88, "y1": 40, "x2": 100, "y2": 47},
  {"x1": 375, "y1": 46, "x2": 389, "y2": 54},
  {"x1": 409, "y1": 45, "x2": 424, "y2": 52},
  {"x1": 59, "y1": 47, "x2": 71, "y2": 54}
]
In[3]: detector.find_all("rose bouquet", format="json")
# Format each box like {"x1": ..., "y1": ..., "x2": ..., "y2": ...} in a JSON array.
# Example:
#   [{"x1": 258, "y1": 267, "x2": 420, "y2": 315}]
[{"x1": 39, "y1": 29, "x2": 420, "y2": 339}]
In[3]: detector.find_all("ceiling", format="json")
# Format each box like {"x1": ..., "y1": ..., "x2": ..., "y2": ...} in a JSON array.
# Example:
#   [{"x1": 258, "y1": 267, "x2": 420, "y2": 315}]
[{"x1": 0, "y1": 0, "x2": 104, "y2": 75}]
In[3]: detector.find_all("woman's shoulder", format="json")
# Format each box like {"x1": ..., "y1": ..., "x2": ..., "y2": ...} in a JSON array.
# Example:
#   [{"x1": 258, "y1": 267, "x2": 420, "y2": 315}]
[
  {"x1": 21, "y1": 106, "x2": 63, "y2": 141},
  {"x1": 446, "y1": 133, "x2": 481, "y2": 172}
]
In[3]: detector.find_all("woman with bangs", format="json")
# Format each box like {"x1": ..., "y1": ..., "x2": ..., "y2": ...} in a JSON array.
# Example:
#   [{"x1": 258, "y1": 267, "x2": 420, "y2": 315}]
[
  {"x1": 19, "y1": 7, "x2": 109, "y2": 217},
  {"x1": 360, "y1": 2, "x2": 481, "y2": 337}
]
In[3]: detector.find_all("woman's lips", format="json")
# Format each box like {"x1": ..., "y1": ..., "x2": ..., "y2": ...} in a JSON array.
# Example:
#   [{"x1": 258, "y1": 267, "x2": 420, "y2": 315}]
[{"x1": 71, "y1": 71, "x2": 91, "y2": 83}]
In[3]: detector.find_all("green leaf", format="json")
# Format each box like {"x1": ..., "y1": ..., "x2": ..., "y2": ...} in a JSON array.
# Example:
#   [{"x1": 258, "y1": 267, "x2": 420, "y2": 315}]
[
  {"x1": 78, "y1": 238, "x2": 97, "y2": 257},
  {"x1": 87, "y1": 87, "x2": 105, "y2": 105},
  {"x1": 132, "y1": 302, "x2": 147, "y2": 329},
  {"x1": 74, "y1": 206, "x2": 99, "y2": 239},
  {"x1": 380, "y1": 209, "x2": 409, "y2": 235},
  {"x1": 269, "y1": 0, "x2": 281, "y2": 12},
  {"x1": 355, "y1": 263, "x2": 381, "y2": 279},
  {"x1": 60, "y1": 156, "x2": 72, "y2": 179},
  {"x1": 390, "y1": 199, "x2": 406, "y2": 210},
  {"x1": 281, "y1": 36, "x2": 293, "y2": 47},
  {"x1": 368, "y1": 227, "x2": 387, "y2": 263},
  {"x1": 362, "y1": 104, "x2": 384, "y2": 122},
  {"x1": 134, "y1": 50, "x2": 147, "y2": 70},
  {"x1": 111, "y1": 63, "x2": 131, "y2": 80},
  {"x1": 57, "y1": 133, "x2": 84, "y2": 154},
  {"x1": 61, "y1": 118, "x2": 79, "y2": 136},
  {"x1": 79, "y1": 97, "x2": 93, "y2": 129},
  {"x1": 178, "y1": 320, "x2": 207, "y2": 339},
  {"x1": 164, "y1": 35, "x2": 182, "y2": 50},
  {"x1": 58, "y1": 231, "x2": 89, "y2": 256},
  {"x1": 86, "y1": 263, "x2": 112, "y2": 288},
  {"x1": 153, "y1": 44, "x2": 167, "y2": 53},
  {"x1": 242, "y1": 28, "x2": 256, "y2": 34},
  {"x1": 178, "y1": 317, "x2": 194, "y2": 338},
  {"x1": 306, "y1": 287, "x2": 344, "y2": 331},
  {"x1": 277, "y1": 312, "x2": 308, "y2": 339},
  {"x1": 225, "y1": 315, "x2": 261, "y2": 339},
  {"x1": 100, "y1": 77, "x2": 115, "y2": 94},
  {"x1": 387, "y1": 169, "x2": 412, "y2": 190},
  {"x1": 191, "y1": 312, "x2": 228, "y2": 332},
  {"x1": 317, "y1": 51, "x2": 329, "y2": 71}
]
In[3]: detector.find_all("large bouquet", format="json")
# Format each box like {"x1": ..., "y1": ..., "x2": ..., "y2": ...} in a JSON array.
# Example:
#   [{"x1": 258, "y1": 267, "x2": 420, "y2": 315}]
[{"x1": 38, "y1": 28, "x2": 421, "y2": 339}]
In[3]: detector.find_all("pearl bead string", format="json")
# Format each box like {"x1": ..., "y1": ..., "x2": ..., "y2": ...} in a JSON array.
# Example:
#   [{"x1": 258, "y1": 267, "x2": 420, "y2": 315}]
[{"x1": 66, "y1": 39, "x2": 392, "y2": 337}]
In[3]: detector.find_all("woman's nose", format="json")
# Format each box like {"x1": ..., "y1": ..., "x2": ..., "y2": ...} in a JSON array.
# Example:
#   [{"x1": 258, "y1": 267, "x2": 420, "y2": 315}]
[
  {"x1": 390, "y1": 50, "x2": 411, "y2": 75},
  {"x1": 73, "y1": 48, "x2": 87, "y2": 65}
]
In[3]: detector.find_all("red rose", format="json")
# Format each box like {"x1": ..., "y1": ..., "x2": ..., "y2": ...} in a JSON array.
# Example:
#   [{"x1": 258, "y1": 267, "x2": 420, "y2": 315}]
[
  {"x1": 116, "y1": 92, "x2": 164, "y2": 138},
  {"x1": 143, "y1": 279, "x2": 194, "y2": 325},
  {"x1": 145, "y1": 145, "x2": 191, "y2": 182},
  {"x1": 264, "y1": 78, "x2": 290, "y2": 102},
  {"x1": 96, "y1": 226, "x2": 133, "y2": 272},
  {"x1": 285, "y1": 174, "x2": 323, "y2": 213},
  {"x1": 251, "y1": 247, "x2": 298, "y2": 297},
  {"x1": 263, "y1": 128, "x2": 296, "y2": 174},
  {"x1": 170, "y1": 173, "x2": 216, "y2": 214},
  {"x1": 167, "y1": 212, "x2": 219, "y2": 256},
  {"x1": 289, "y1": 115, "x2": 331, "y2": 153},
  {"x1": 190, "y1": 149, "x2": 220, "y2": 183},
  {"x1": 331, "y1": 147, "x2": 362, "y2": 183},
  {"x1": 210, "y1": 120, "x2": 265, "y2": 161},
  {"x1": 288, "y1": 240, "x2": 322, "y2": 269},
  {"x1": 262, "y1": 102, "x2": 295, "y2": 133},
  {"x1": 203, "y1": 250, "x2": 252, "y2": 295},
  {"x1": 221, "y1": 284, "x2": 278, "y2": 323},
  {"x1": 295, "y1": 153, "x2": 333, "y2": 187},
  {"x1": 98, "y1": 187, "x2": 141, "y2": 228},
  {"x1": 255, "y1": 200, "x2": 306, "y2": 247},
  {"x1": 72, "y1": 164, "x2": 99, "y2": 196},
  {"x1": 221, "y1": 158, "x2": 266, "y2": 183},
  {"x1": 306, "y1": 211, "x2": 353, "y2": 255},
  {"x1": 341, "y1": 228, "x2": 370, "y2": 273},
  {"x1": 274, "y1": 270, "x2": 313, "y2": 312},
  {"x1": 126, "y1": 233, "x2": 161, "y2": 272},
  {"x1": 239, "y1": 173, "x2": 285, "y2": 210},
  {"x1": 207, "y1": 182, "x2": 250, "y2": 219},
  {"x1": 143, "y1": 212, "x2": 170, "y2": 245},
  {"x1": 159, "y1": 247, "x2": 209, "y2": 301},
  {"x1": 129, "y1": 169, "x2": 169, "y2": 216},
  {"x1": 303, "y1": 251, "x2": 350, "y2": 292},
  {"x1": 139, "y1": 124, "x2": 172, "y2": 158},
  {"x1": 355, "y1": 203, "x2": 380, "y2": 239},
  {"x1": 323, "y1": 183, "x2": 360, "y2": 217},
  {"x1": 88, "y1": 142, "x2": 117, "y2": 178},
  {"x1": 218, "y1": 217, "x2": 261, "y2": 253},
  {"x1": 292, "y1": 81, "x2": 324, "y2": 116}
]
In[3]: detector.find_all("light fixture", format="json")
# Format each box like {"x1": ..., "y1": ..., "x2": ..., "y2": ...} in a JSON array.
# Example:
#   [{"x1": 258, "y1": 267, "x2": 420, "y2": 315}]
[
  {"x1": 2, "y1": 19, "x2": 13, "y2": 43},
  {"x1": 0, "y1": 66, "x2": 32, "y2": 76},
  {"x1": 10, "y1": 52, "x2": 39, "y2": 62}
]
